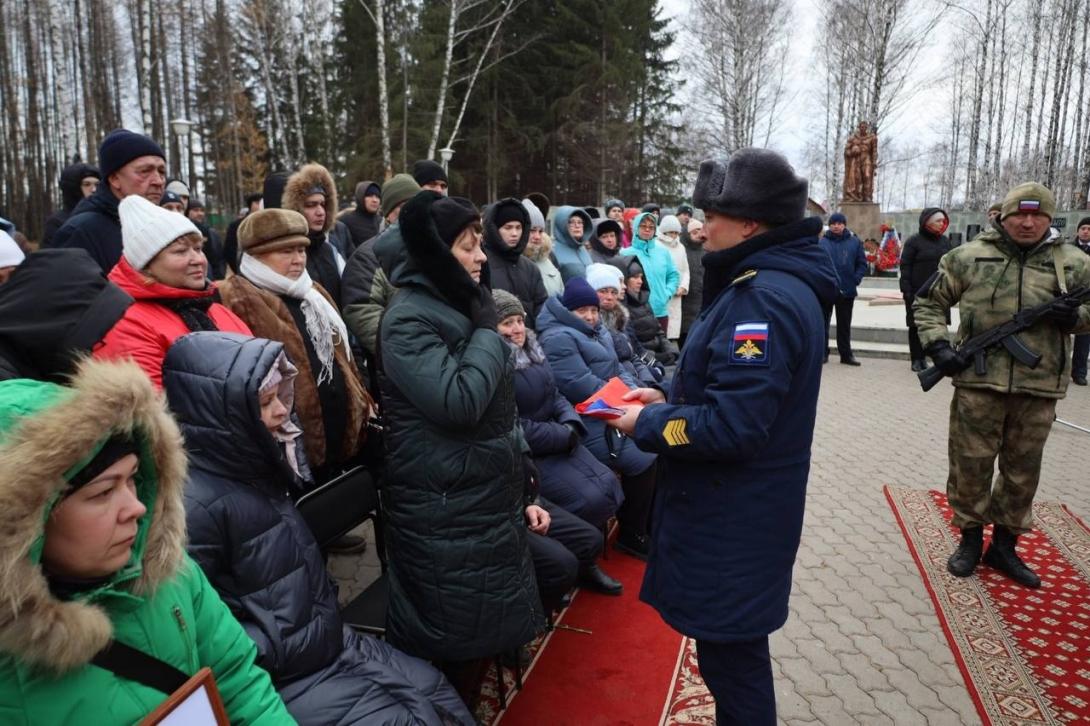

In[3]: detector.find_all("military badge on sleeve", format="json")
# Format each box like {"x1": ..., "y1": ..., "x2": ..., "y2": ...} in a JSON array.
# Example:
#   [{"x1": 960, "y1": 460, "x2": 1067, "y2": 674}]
[{"x1": 730, "y1": 322, "x2": 769, "y2": 365}]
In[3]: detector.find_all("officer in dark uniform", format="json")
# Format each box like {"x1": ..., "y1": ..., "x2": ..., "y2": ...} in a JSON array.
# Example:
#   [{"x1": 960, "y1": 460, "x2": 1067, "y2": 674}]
[{"x1": 609, "y1": 148, "x2": 837, "y2": 725}]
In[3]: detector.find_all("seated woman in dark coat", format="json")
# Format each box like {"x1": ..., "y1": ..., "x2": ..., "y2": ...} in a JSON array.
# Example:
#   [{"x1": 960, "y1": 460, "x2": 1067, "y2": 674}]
[
  {"x1": 163, "y1": 331, "x2": 473, "y2": 726},
  {"x1": 493, "y1": 289, "x2": 624, "y2": 599},
  {"x1": 536, "y1": 277, "x2": 659, "y2": 560}
]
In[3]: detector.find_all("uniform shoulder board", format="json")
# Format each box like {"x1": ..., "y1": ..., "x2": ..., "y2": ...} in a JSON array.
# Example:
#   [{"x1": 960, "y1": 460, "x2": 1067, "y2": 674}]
[{"x1": 731, "y1": 269, "x2": 758, "y2": 286}]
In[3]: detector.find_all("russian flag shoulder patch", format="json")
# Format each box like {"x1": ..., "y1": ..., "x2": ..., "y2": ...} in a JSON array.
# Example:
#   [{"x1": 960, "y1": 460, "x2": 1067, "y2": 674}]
[{"x1": 730, "y1": 321, "x2": 770, "y2": 365}]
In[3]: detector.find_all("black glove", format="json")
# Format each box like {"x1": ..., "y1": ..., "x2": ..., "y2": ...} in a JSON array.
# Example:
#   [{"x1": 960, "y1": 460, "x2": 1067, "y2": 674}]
[
  {"x1": 522, "y1": 453, "x2": 540, "y2": 503},
  {"x1": 469, "y1": 288, "x2": 500, "y2": 330},
  {"x1": 563, "y1": 422, "x2": 581, "y2": 454},
  {"x1": 925, "y1": 340, "x2": 968, "y2": 376},
  {"x1": 1045, "y1": 298, "x2": 1081, "y2": 333}
]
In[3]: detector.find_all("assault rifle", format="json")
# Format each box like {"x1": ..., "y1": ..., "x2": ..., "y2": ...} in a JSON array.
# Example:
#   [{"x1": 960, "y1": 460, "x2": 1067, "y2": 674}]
[{"x1": 918, "y1": 286, "x2": 1090, "y2": 392}]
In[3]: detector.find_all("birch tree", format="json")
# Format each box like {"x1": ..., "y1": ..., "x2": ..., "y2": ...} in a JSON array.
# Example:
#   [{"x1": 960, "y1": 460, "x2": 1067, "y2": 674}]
[{"x1": 686, "y1": 0, "x2": 792, "y2": 153}]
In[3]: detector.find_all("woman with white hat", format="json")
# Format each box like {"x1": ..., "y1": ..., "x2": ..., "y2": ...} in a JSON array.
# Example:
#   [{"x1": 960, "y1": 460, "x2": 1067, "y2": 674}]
[{"x1": 94, "y1": 195, "x2": 251, "y2": 388}]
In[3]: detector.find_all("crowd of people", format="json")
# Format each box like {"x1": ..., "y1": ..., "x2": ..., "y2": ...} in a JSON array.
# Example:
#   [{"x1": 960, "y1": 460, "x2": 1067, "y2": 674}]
[
  {"x1": 0, "y1": 127, "x2": 716, "y2": 723},
  {"x1": 2, "y1": 124, "x2": 1088, "y2": 725}
]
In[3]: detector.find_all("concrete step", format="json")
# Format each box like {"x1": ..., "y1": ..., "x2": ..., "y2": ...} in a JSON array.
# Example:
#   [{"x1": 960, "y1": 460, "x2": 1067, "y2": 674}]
[
  {"x1": 861, "y1": 275, "x2": 901, "y2": 290},
  {"x1": 827, "y1": 339, "x2": 912, "y2": 361}
]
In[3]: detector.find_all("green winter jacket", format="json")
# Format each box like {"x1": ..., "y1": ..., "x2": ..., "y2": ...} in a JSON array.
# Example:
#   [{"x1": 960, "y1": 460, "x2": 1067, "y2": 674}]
[
  {"x1": 0, "y1": 361, "x2": 294, "y2": 725},
  {"x1": 914, "y1": 225, "x2": 1090, "y2": 398},
  {"x1": 375, "y1": 191, "x2": 543, "y2": 662}
]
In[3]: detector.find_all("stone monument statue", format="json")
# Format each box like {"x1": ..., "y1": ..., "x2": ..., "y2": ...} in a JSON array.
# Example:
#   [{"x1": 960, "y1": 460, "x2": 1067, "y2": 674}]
[
  {"x1": 843, "y1": 121, "x2": 877, "y2": 203},
  {"x1": 840, "y1": 121, "x2": 881, "y2": 242}
]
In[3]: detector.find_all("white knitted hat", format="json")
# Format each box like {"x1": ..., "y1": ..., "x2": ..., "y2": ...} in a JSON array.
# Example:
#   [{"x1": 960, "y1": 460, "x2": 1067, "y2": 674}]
[
  {"x1": 657, "y1": 214, "x2": 683, "y2": 235},
  {"x1": 119, "y1": 195, "x2": 200, "y2": 270},
  {"x1": 585, "y1": 262, "x2": 624, "y2": 292},
  {"x1": 0, "y1": 230, "x2": 25, "y2": 268}
]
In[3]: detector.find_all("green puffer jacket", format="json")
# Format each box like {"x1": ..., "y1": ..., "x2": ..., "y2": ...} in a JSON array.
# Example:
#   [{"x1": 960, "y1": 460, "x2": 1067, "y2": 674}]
[
  {"x1": 375, "y1": 192, "x2": 543, "y2": 662},
  {"x1": 914, "y1": 225, "x2": 1090, "y2": 398},
  {"x1": 0, "y1": 361, "x2": 293, "y2": 725}
]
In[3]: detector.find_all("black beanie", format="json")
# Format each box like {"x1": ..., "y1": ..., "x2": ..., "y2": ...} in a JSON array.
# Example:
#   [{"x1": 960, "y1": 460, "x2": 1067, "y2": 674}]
[
  {"x1": 98, "y1": 129, "x2": 165, "y2": 180},
  {"x1": 493, "y1": 201, "x2": 525, "y2": 228},
  {"x1": 431, "y1": 196, "x2": 480, "y2": 247},
  {"x1": 263, "y1": 171, "x2": 290, "y2": 209},
  {"x1": 561, "y1": 277, "x2": 600, "y2": 311},
  {"x1": 1078, "y1": 217, "x2": 1090, "y2": 229},
  {"x1": 160, "y1": 190, "x2": 184, "y2": 208},
  {"x1": 641, "y1": 202, "x2": 661, "y2": 214},
  {"x1": 68, "y1": 434, "x2": 139, "y2": 493},
  {"x1": 413, "y1": 159, "x2": 448, "y2": 187}
]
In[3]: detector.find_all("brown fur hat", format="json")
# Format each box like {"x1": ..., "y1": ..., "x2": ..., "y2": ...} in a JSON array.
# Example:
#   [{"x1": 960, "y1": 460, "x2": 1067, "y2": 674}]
[
  {"x1": 282, "y1": 163, "x2": 339, "y2": 234},
  {"x1": 238, "y1": 208, "x2": 311, "y2": 255},
  {"x1": 0, "y1": 360, "x2": 187, "y2": 672}
]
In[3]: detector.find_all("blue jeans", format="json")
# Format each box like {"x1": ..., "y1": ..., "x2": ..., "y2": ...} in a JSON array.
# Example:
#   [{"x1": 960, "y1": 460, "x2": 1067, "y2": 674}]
[
  {"x1": 695, "y1": 637, "x2": 776, "y2": 725},
  {"x1": 1073, "y1": 334, "x2": 1090, "y2": 380}
]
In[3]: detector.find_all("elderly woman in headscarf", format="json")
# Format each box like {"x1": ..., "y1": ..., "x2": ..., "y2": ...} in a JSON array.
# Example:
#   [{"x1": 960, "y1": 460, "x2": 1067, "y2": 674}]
[{"x1": 218, "y1": 208, "x2": 375, "y2": 486}]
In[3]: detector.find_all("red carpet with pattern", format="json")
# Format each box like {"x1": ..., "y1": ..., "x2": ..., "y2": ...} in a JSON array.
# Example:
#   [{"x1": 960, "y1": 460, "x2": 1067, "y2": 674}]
[
  {"x1": 886, "y1": 486, "x2": 1090, "y2": 725},
  {"x1": 476, "y1": 551, "x2": 715, "y2": 725}
]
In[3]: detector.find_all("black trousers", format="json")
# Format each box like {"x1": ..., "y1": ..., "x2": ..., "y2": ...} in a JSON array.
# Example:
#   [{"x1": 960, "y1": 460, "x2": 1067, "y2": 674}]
[
  {"x1": 527, "y1": 497, "x2": 603, "y2": 613},
  {"x1": 824, "y1": 295, "x2": 856, "y2": 360},
  {"x1": 1073, "y1": 334, "x2": 1090, "y2": 379},
  {"x1": 695, "y1": 636, "x2": 776, "y2": 726},
  {"x1": 617, "y1": 463, "x2": 657, "y2": 538}
]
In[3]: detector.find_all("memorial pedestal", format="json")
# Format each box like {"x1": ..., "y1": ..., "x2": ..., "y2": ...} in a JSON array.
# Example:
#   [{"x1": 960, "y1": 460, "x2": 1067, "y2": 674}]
[{"x1": 840, "y1": 201, "x2": 882, "y2": 242}]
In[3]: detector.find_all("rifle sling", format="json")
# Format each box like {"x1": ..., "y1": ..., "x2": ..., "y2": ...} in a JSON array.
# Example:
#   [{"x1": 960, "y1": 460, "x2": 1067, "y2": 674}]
[{"x1": 1054, "y1": 252, "x2": 1068, "y2": 295}]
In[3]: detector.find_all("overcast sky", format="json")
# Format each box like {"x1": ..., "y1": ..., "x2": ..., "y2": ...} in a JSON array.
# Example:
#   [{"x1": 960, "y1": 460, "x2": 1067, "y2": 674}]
[{"x1": 657, "y1": 0, "x2": 951, "y2": 208}]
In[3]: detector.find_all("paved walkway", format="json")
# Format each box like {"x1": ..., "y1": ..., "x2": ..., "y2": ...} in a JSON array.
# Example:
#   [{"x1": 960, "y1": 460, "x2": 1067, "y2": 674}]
[{"x1": 331, "y1": 357, "x2": 1090, "y2": 725}]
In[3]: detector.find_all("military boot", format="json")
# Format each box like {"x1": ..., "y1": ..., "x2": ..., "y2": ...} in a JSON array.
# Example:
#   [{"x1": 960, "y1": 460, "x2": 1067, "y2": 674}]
[
  {"x1": 983, "y1": 525, "x2": 1041, "y2": 588},
  {"x1": 947, "y1": 526, "x2": 983, "y2": 577}
]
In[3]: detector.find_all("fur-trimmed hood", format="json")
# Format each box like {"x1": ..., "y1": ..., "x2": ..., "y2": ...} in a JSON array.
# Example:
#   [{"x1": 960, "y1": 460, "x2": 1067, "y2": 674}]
[
  {"x1": 524, "y1": 232, "x2": 554, "y2": 263},
  {"x1": 283, "y1": 163, "x2": 339, "y2": 234},
  {"x1": 0, "y1": 360, "x2": 187, "y2": 672}
]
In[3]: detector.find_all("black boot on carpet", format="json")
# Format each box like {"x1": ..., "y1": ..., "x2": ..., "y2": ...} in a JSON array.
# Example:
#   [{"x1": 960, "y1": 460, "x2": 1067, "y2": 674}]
[
  {"x1": 911, "y1": 359, "x2": 926, "y2": 372},
  {"x1": 947, "y1": 526, "x2": 983, "y2": 577},
  {"x1": 983, "y1": 525, "x2": 1041, "y2": 588},
  {"x1": 579, "y1": 563, "x2": 623, "y2": 595}
]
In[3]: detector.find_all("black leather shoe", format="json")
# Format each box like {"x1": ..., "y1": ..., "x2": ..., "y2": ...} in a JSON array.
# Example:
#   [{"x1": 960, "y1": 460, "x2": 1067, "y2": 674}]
[
  {"x1": 1074, "y1": 376, "x2": 1088, "y2": 386},
  {"x1": 326, "y1": 533, "x2": 368, "y2": 555},
  {"x1": 983, "y1": 525, "x2": 1040, "y2": 588},
  {"x1": 614, "y1": 531, "x2": 649, "y2": 561},
  {"x1": 579, "y1": 564, "x2": 623, "y2": 595},
  {"x1": 911, "y1": 359, "x2": 926, "y2": 372},
  {"x1": 840, "y1": 356, "x2": 862, "y2": 366},
  {"x1": 946, "y1": 526, "x2": 983, "y2": 577}
]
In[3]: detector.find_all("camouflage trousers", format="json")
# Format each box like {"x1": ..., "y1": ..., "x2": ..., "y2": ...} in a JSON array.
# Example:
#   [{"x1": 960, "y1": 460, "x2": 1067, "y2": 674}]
[{"x1": 946, "y1": 387, "x2": 1057, "y2": 533}]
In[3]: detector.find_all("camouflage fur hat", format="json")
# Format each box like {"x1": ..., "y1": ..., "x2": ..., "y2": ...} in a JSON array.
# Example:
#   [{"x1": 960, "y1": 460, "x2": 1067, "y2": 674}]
[{"x1": 1000, "y1": 182, "x2": 1056, "y2": 221}]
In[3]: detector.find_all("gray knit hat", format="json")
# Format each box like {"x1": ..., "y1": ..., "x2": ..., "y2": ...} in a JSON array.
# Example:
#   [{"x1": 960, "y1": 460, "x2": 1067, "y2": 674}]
[
  {"x1": 693, "y1": 147, "x2": 808, "y2": 226},
  {"x1": 492, "y1": 288, "x2": 525, "y2": 321}
]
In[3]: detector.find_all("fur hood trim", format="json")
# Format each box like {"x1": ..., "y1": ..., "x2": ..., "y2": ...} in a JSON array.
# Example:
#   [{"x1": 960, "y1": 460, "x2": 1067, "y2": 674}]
[
  {"x1": 524, "y1": 233, "x2": 554, "y2": 262},
  {"x1": 0, "y1": 359, "x2": 187, "y2": 673},
  {"x1": 283, "y1": 163, "x2": 339, "y2": 234}
]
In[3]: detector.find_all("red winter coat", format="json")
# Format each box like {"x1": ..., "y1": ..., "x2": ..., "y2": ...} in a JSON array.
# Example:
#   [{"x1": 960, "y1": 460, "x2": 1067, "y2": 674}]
[{"x1": 95, "y1": 257, "x2": 251, "y2": 388}]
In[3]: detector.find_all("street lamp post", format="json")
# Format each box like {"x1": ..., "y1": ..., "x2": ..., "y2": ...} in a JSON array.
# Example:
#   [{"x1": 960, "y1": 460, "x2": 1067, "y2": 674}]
[
  {"x1": 438, "y1": 147, "x2": 454, "y2": 173},
  {"x1": 170, "y1": 118, "x2": 195, "y2": 194}
]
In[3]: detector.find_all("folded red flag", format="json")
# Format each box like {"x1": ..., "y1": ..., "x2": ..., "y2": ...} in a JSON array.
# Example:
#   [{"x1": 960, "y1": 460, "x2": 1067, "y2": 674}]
[{"x1": 575, "y1": 377, "x2": 644, "y2": 419}]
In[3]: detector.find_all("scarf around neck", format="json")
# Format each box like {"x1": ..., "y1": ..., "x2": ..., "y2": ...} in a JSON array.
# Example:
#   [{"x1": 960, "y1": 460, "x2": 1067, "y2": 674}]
[{"x1": 240, "y1": 253, "x2": 351, "y2": 386}]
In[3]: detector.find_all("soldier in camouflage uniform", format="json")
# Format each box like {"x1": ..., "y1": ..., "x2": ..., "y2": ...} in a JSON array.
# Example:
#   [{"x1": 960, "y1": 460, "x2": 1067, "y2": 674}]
[{"x1": 914, "y1": 182, "x2": 1090, "y2": 588}]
